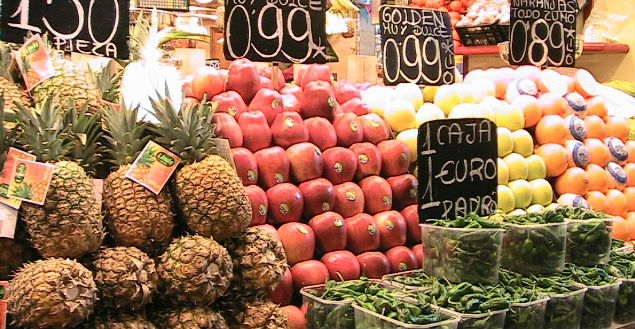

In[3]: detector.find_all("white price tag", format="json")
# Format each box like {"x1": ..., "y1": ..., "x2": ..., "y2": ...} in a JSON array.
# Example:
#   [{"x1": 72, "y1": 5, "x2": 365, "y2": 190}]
[{"x1": 0, "y1": 203, "x2": 19, "y2": 239}]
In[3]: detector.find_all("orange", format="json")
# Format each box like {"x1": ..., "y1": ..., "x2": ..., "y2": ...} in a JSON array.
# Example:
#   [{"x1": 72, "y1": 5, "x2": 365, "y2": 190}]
[
  {"x1": 586, "y1": 96, "x2": 609, "y2": 120},
  {"x1": 625, "y1": 163, "x2": 635, "y2": 187},
  {"x1": 585, "y1": 191, "x2": 609, "y2": 212},
  {"x1": 586, "y1": 163, "x2": 609, "y2": 193},
  {"x1": 565, "y1": 76, "x2": 576, "y2": 94},
  {"x1": 555, "y1": 167, "x2": 590, "y2": 196},
  {"x1": 535, "y1": 143, "x2": 568, "y2": 177},
  {"x1": 627, "y1": 216, "x2": 635, "y2": 241},
  {"x1": 538, "y1": 69, "x2": 568, "y2": 96},
  {"x1": 511, "y1": 95, "x2": 541, "y2": 128},
  {"x1": 605, "y1": 116, "x2": 630, "y2": 143},
  {"x1": 628, "y1": 212, "x2": 635, "y2": 222},
  {"x1": 625, "y1": 187, "x2": 635, "y2": 212},
  {"x1": 573, "y1": 68, "x2": 600, "y2": 98},
  {"x1": 564, "y1": 115, "x2": 587, "y2": 141},
  {"x1": 516, "y1": 65, "x2": 542, "y2": 85},
  {"x1": 584, "y1": 115, "x2": 607, "y2": 139},
  {"x1": 535, "y1": 115, "x2": 568, "y2": 145},
  {"x1": 585, "y1": 138, "x2": 610, "y2": 167},
  {"x1": 537, "y1": 92, "x2": 566, "y2": 117},
  {"x1": 626, "y1": 141, "x2": 635, "y2": 163},
  {"x1": 606, "y1": 162, "x2": 627, "y2": 191},
  {"x1": 611, "y1": 216, "x2": 631, "y2": 241},
  {"x1": 563, "y1": 92, "x2": 587, "y2": 118},
  {"x1": 606, "y1": 189, "x2": 628, "y2": 217},
  {"x1": 565, "y1": 140, "x2": 589, "y2": 168}
]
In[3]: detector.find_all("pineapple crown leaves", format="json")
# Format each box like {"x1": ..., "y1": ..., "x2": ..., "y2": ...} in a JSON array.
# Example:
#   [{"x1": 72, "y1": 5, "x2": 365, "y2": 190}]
[
  {"x1": 148, "y1": 86, "x2": 218, "y2": 165},
  {"x1": 0, "y1": 42, "x2": 17, "y2": 81},
  {"x1": 62, "y1": 102, "x2": 106, "y2": 176},
  {"x1": 102, "y1": 102, "x2": 152, "y2": 166},
  {"x1": 88, "y1": 60, "x2": 124, "y2": 103}
]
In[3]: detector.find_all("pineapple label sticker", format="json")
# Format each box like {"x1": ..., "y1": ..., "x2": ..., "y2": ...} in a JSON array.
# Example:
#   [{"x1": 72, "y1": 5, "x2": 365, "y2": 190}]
[
  {"x1": 7, "y1": 159, "x2": 56, "y2": 205},
  {"x1": 12, "y1": 35, "x2": 55, "y2": 91},
  {"x1": 0, "y1": 148, "x2": 37, "y2": 208},
  {"x1": 126, "y1": 141, "x2": 180, "y2": 195}
]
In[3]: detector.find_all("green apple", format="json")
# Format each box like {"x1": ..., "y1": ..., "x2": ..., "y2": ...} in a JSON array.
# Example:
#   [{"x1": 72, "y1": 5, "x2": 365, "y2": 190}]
[
  {"x1": 526, "y1": 155, "x2": 547, "y2": 180},
  {"x1": 396, "y1": 129, "x2": 418, "y2": 163},
  {"x1": 503, "y1": 153, "x2": 529, "y2": 181},
  {"x1": 497, "y1": 127, "x2": 514, "y2": 157},
  {"x1": 508, "y1": 179, "x2": 532, "y2": 209},
  {"x1": 529, "y1": 178, "x2": 554, "y2": 206},
  {"x1": 495, "y1": 104, "x2": 525, "y2": 131},
  {"x1": 416, "y1": 103, "x2": 445, "y2": 126},
  {"x1": 497, "y1": 185, "x2": 516, "y2": 213},
  {"x1": 545, "y1": 203, "x2": 560, "y2": 211},
  {"x1": 526, "y1": 204, "x2": 545, "y2": 213},
  {"x1": 498, "y1": 158, "x2": 510, "y2": 185},
  {"x1": 507, "y1": 209, "x2": 527, "y2": 216},
  {"x1": 511, "y1": 129, "x2": 534, "y2": 157}
]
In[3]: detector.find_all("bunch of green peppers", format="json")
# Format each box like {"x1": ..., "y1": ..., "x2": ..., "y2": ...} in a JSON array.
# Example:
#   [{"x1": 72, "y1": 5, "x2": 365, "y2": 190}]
[
  {"x1": 612, "y1": 238, "x2": 628, "y2": 250},
  {"x1": 557, "y1": 207, "x2": 613, "y2": 266},
  {"x1": 305, "y1": 278, "x2": 371, "y2": 329},
  {"x1": 564, "y1": 264, "x2": 621, "y2": 329},
  {"x1": 498, "y1": 270, "x2": 549, "y2": 329},
  {"x1": 609, "y1": 250, "x2": 635, "y2": 324},
  {"x1": 424, "y1": 212, "x2": 503, "y2": 283},
  {"x1": 502, "y1": 211, "x2": 567, "y2": 274},
  {"x1": 523, "y1": 272, "x2": 584, "y2": 329},
  {"x1": 387, "y1": 270, "x2": 438, "y2": 290}
]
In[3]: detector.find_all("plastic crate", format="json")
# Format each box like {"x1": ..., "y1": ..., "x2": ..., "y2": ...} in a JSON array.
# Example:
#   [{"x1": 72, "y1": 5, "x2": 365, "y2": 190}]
[
  {"x1": 502, "y1": 222, "x2": 567, "y2": 274},
  {"x1": 579, "y1": 281, "x2": 622, "y2": 329},
  {"x1": 137, "y1": 0, "x2": 190, "y2": 11},
  {"x1": 421, "y1": 224, "x2": 505, "y2": 284},
  {"x1": 352, "y1": 302, "x2": 460, "y2": 329},
  {"x1": 504, "y1": 297, "x2": 549, "y2": 329},
  {"x1": 543, "y1": 286, "x2": 587, "y2": 329},
  {"x1": 614, "y1": 278, "x2": 635, "y2": 325},
  {"x1": 443, "y1": 308, "x2": 507, "y2": 329},
  {"x1": 382, "y1": 270, "x2": 435, "y2": 292},
  {"x1": 566, "y1": 218, "x2": 614, "y2": 266},
  {"x1": 455, "y1": 23, "x2": 509, "y2": 46}
]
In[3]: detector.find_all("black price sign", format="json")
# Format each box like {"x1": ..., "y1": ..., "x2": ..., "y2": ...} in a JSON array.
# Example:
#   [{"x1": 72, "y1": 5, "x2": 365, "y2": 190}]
[
  {"x1": 1, "y1": 0, "x2": 129, "y2": 59},
  {"x1": 380, "y1": 6, "x2": 454, "y2": 86},
  {"x1": 509, "y1": 0, "x2": 578, "y2": 67},
  {"x1": 417, "y1": 118, "x2": 498, "y2": 220},
  {"x1": 223, "y1": 0, "x2": 336, "y2": 64}
]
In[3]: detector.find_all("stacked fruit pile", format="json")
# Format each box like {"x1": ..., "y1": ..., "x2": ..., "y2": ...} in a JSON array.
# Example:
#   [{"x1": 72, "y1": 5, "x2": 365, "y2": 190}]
[{"x1": 407, "y1": 0, "x2": 474, "y2": 47}]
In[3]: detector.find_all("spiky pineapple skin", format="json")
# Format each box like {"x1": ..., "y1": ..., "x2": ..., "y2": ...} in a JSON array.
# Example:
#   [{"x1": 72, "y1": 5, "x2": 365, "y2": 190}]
[
  {"x1": 157, "y1": 235, "x2": 233, "y2": 305},
  {"x1": 152, "y1": 307, "x2": 229, "y2": 329},
  {"x1": 7, "y1": 258, "x2": 97, "y2": 329},
  {"x1": 104, "y1": 164, "x2": 174, "y2": 254},
  {"x1": 224, "y1": 227, "x2": 287, "y2": 298},
  {"x1": 0, "y1": 77, "x2": 31, "y2": 114},
  {"x1": 92, "y1": 246, "x2": 158, "y2": 310},
  {"x1": 175, "y1": 155, "x2": 251, "y2": 241},
  {"x1": 232, "y1": 300, "x2": 289, "y2": 329},
  {"x1": 20, "y1": 161, "x2": 103, "y2": 258},
  {"x1": 83, "y1": 313, "x2": 157, "y2": 329}
]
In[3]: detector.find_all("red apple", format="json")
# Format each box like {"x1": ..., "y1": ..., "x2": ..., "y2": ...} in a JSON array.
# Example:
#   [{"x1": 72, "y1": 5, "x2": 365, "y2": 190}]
[
  {"x1": 305, "y1": 117, "x2": 337, "y2": 151},
  {"x1": 248, "y1": 89, "x2": 283, "y2": 125},
  {"x1": 260, "y1": 66, "x2": 286, "y2": 90},
  {"x1": 296, "y1": 66, "x2": 307, "y2": 86},
  {"x1": 360, "y1": 113, "x2": 391, "y2": 144},
  {"x1": 301, "y1": 81, "x2": 336, "y2": 121},
  {"x1": 374, "y1": 211, "x2": 407, "y2": 250},
  {"x1": 321, "y1": 250, "x2": 360, "y2": 281},
  {"x1": 350, "y1": 143, "x2": 382, "y2": 181},
  {"x1": 401, "y1": 204, "x2": 421, "y2": 244},
  {"x1": 268, "y1": 269, "x2": 293, "y2": 306},
  {"x1": 254, "y1": 146, "x2": 290, "y2": 189},
  {"x1": 309, "y1": 212, "x2": 347, "y2": 253},
  {"x1": 345, "y1": 213, "x2": 380, "y2": 254},
  {"x1": 245, "y1": 185, "x2": 268, "y2": 226},
  {"x1": 238, "y1": 111, "x2": 272, "y2": 152},
  {"x1": 231, "y1": 147, "x2": 258, "y2": 186},
  {"x1": 260, "y1": 76, "x2": 274, "y2": 90},
  {"x1": 254, "y1": 224, "x2": 280, "y2": 240},
  {"x1": 322, "y1": 147, "x2": 357, "y2": 184},
  {"x1": 183, "y1": 75, "x2": 194, "y2": 98},
  {"x1": 226, "y1": 58, "x2": 260, "y2": 103},
  {"x1": 291, "y1": 260, "x2": 329, "y2": 289},
  {"x1": 385, "y1": 246, "x2": 417, "y2": 272},
  {"x1": 334, "y1": 79, "x2": 361, "y2": 104},
  {"x1": 183, "y1": 97, "x2": 200, "y2": 109},
  {"x1": 356, "y1": 252, "x2": 390, "y2": 279},
  {"x1": 412, "y1": 244, "x2": 424, "y2": 269},
  {"x1": 333, "y1": 182, "x2": 365, "y2": 218},
  {"x1": 333, "y1": 113, "x2": 363, "y2": 147},
  {"x1": 191, "y1": 66, "x2": 224, "y2": 100},
  {"x1": 340, "y1": 98, "x2": 370, "y2": 116},
  {"x1": 219, "y1": 69, "x2": 228, "y2": 89},
  {"x1": 281, "y1": 94, "x2": 301, "y2": 114},
  {"x1": 287, "y1": 142, "x2": 323, "y2": 183},
  {"x1": 271, "y1": 112, "x2": 309, "y2": 148},
  {"x1": 300, "y1": 64, "x2": 331, "y2": 90},
  {"x1": 281, "y1": 305, "x2": 307, "y2": 329},
  {"x1": 378, "y1": 140, "x2": 411, "y2": 177},
  {"x1": 387, "y1": 174, "x2": 418, "y2": 210},
  {"x1": 281, "y1": 84, "x2": 303, "y2": 104},
  {"x1": 266, "y1": 183, "x2": 304, "y2": 224},
  {"x1": 298, "y1": 178, "x2": 335, "y2": 216},
  {"x1": 213, "y1": 113, "x2": 243, "y2": 147},
  {"x1": 359, "y1": 176, "x2": 393, "y2": 215},
  {"x1": 278, "y1": 222, "x2": 315, "y2": 265},
  {"x1": 213, "y1": 91, "x2": 247, "y2": 118}
]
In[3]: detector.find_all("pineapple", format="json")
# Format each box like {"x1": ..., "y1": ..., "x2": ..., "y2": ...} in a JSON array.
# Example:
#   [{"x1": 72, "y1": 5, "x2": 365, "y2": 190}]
[
  {"x1": 149, "y1": 95, "x2": 251, "y2": 241},
  {"x1": 156, "y1": 235, "x2": 233, "y2": 305},
  {"x1": 91, "y1": 246, "x2": 158, "y2": 311},
  {"x1": 231, "y1": 300, "x2": 289, "y2": 329},
  {"x1": 12, "y1": 97, "x2": 104, "y2": 258},
  {"x1": 88, "y1": 59, "x2": 123, "y2": 104},
  {"x1": 152, "y1": 307, "x2": 229, "y2": 329},
  {"x1": 102, "y1": 103, "x2": 174, "y2": 254},
  {"x1": 7, "y1": 258, "x2": 98, "y2": 329},
  {"x1": 0, "y1": 42, "x2": 32, "y2": 116},
  {"x1": 83, "y1": 313, "x2": 157, "y2": 329},
  {"x1": 224, "y1": 227, "x2": 288, "y2": 298}
]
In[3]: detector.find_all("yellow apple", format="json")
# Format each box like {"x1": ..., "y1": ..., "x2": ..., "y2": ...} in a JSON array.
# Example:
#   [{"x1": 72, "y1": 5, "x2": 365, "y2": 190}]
[
  {"x1": 526, "y1": 204, "x2": 545, "y2": 213},
  {"x1": 384, "y1": 100, "x2": 416, "y2": 132},
  {"x1": 529, "y1": 178, "x2": 554, "y2": 206},
  {"x1": 526, "y1": 155, "x2": 547, "y2": 180},
  {"x1": 467, "y1": 79, "x2": 496, "y2": 102},
  {"x1": 507, "y1": 209, "x2": 528, "y2": 216},
  {"x1": 449, "y1": 103, "x2": 480, "y2": 119},
  {"x1": 511, "y1": 129, "x2": 534, "y2": 157},
  {"x1": 416, "y1": 103, "x2": 445, "y2": 127},
  {"x1": 498, "y1": 127, "x2": 514, "y2": 157},
  {"x1": 545, "y1": 203, "x2": 560, "y2": 211},
  {"x1": 503, "y1": 153, "x2": 529, "y2": 181},
  {"x1": 394, "y1": 83, "x2": 424, "y2": 109},
  {"x1": 362, "y1": 86, "x2": 393, "y2": 116},
  {"x1": 396, "y1": 129, "x2": 418, "y2": 163},
  {"x1": 508, "y1": 179, "x2": 532, "y2": 209},
  {"x1": 423, "y1": 85, "x2": 439, "y2": 102},
  {"x1": 497, "y1": 185, "x2": 516, "y2": 213},
  {"x1": 433, "y1": 84, "x2": 461, "y2": 115},
  {"x1": 495, "y1": 104, "x2": 525, "y2": 131},
  {"x1": 498, "y1": 158, "x2": 510, "y2": 185}
]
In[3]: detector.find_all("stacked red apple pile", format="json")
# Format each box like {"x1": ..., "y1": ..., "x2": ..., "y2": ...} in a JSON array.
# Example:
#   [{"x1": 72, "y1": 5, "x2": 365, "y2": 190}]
[{"x1": 186, "y1": 60, "x2": 423, "y2": 305}]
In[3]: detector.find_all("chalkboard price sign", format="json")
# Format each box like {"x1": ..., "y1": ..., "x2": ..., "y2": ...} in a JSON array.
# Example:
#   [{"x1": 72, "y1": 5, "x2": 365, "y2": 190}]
[
  {"x1": 417, "y1": 118, "x2": 498, "y2": 220},
  {"x1": 509, "y1": 0, "x2": 578, "y2": 67},
  {"x1": 1, "y1": 0, "x2": 130, "y2": 59},
  {"x1": 224, "y1": 0, "x2": 336, "y2": 64},
  {"x1": 380, "y1": 5, "x2": 454, "y2": 86}
]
